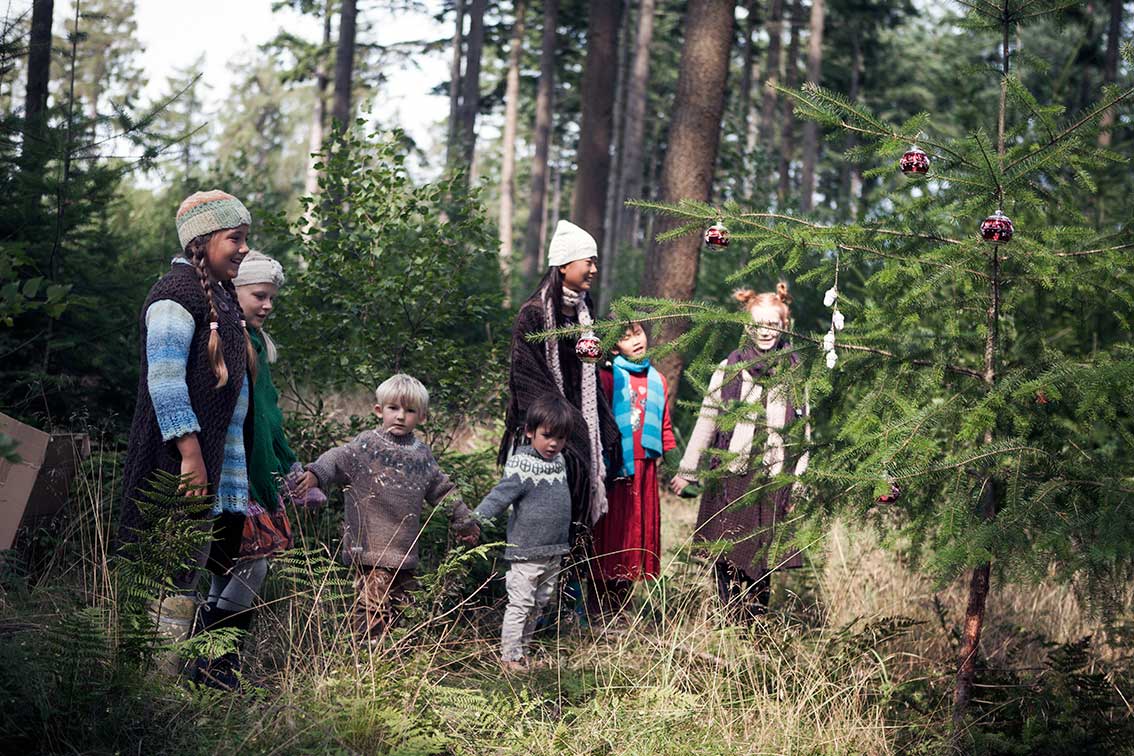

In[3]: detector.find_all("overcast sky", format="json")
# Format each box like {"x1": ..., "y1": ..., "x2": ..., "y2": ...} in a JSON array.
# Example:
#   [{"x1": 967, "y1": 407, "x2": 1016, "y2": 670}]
[{"x1": 30, "y1": 1, "x2": 453, "y2": 171}]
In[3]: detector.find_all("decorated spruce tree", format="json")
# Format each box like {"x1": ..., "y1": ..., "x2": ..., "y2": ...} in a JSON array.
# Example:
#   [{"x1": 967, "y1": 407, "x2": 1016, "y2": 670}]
[{"x1": 621, "y1": 0, "x2": 1134, "y2": 739}]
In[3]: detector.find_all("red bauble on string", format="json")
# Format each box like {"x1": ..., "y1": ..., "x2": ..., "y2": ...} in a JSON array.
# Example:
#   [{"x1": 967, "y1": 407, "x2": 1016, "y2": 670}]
[
  {"x1": 575, "y1": 335, "x2": 602, "y2": 364},
  {"x1": 703, "y1": 222, "x2": 730, "y2": 248},
  {"x1": 980, "y1": 210, "x2": 1014, "y2": 244},
  {"x1": 899, "y1": 145, "x2": 930, "y2": 177},
  {"x1": 877, "y1": 484, "x2": 901, "y2": 504}
]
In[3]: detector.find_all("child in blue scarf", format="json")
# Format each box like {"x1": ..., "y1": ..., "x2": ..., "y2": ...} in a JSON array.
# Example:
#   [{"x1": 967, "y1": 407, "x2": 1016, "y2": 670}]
[{"x1": 593, "y1": 322, "x2": 676, "y2": 618}]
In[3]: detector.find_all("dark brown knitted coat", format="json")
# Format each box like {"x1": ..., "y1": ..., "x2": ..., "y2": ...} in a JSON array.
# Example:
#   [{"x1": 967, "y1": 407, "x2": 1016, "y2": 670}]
[
  {"x1": 498, "y1": 297, "x2": 621, "y2": 528},
  {"x1": 695, "y1": 345, "x2": 804, "y2": 579},
  {"x1": 118, "y1": 262, "x2": 253, "y2": 547}
]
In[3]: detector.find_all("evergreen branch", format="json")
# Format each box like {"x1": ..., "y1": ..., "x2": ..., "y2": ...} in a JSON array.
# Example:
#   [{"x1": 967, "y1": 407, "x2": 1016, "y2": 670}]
[
  {"x1": 780, "y1": 327, "x2": 985, "y2": 380},
  {"x1": 836, "y1": 242, "x2": 990, "y2": 281},
  {"x1": 1053, "y1": 242, "x2": 1134, "y2": 258},
  {"x1": 1004, "y1": 84, "x2": 1134, "y2": 174}
]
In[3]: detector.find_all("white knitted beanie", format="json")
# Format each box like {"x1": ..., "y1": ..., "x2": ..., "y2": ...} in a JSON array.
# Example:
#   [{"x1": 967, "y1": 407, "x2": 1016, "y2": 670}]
[
  {"x1": 547, "y1": 220, "x2": 598, "y2": 267},
  {"x1": 233, "y1": 250, "x2": 285, "y2": 288}
]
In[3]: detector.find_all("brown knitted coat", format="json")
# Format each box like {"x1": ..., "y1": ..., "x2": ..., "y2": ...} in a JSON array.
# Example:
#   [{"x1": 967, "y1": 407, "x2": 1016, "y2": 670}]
[
  {"x1": 498, "y1": 298, "x2": 621, "y2": 528},
  {"x1": 118, "y1": 262, "x2": 253, "y2": 543}
]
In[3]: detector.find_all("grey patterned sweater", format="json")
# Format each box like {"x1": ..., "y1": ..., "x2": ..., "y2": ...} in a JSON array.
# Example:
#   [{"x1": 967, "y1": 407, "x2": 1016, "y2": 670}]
[
  {"x1": 307, "y1": 429, "x2": 473, "y2": 569},
  {"x1": 472, "y1": 446, "x2": 570, "y2": 561}
]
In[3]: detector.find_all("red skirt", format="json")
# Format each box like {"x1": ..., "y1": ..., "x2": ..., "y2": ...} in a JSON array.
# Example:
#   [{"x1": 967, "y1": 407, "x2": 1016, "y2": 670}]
[{"x1": 593, "y1": 458, "x2": 662, "y2": 582}]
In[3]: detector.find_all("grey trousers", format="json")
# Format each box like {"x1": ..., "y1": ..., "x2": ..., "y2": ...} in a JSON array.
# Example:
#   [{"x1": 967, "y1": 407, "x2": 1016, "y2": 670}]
[{"x1": 500, "y1": 556, "x2": 561, "y2": 662}]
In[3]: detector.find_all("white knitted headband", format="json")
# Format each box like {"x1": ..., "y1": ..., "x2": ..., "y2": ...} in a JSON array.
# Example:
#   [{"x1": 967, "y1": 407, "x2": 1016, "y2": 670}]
[{"x1": 233, "y1": 250, "x2": 285, "y2": 288}]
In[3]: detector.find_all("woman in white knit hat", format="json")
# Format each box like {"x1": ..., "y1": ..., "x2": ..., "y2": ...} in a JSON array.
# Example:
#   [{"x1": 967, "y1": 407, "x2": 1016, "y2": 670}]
[{"x1": 498, "y1": 220, "x2": 622, "y2": 624}]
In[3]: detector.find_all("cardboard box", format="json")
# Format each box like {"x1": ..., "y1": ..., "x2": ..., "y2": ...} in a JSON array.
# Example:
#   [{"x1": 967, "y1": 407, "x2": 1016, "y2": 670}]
[
  {"x1": 24, "y1": 432, "x2": 90, "y2": 519},
  {"x1": 0, "y1": 414, "x2": 50, "y2": 550}
]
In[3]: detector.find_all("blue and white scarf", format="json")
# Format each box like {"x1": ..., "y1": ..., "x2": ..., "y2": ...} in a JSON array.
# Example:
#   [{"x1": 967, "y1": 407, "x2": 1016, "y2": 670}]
[{"x1": 612, "y1": 355, "x2": 665, "y2": 477}]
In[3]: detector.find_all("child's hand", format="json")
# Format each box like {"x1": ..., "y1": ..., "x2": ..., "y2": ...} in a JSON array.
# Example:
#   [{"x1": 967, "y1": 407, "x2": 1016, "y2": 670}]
[
  {"x1": 292, "y1": 470, "x2": 318, "y2": 498},
  {"x1": 669, "y1": 475, "x2": 693, "y2": 495},
  {"x1": 455, "y1": 520, "x2": 480, "y2": 547}
]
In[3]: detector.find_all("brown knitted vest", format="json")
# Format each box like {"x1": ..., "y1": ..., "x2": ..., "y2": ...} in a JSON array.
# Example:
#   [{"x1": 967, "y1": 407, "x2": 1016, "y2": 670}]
[{"x1": 118, "y1": 262, "x2": 252, "y2": 540}]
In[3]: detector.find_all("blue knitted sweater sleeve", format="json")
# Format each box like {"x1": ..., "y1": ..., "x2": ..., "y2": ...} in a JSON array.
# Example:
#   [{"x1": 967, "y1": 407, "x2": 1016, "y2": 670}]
[{"x1": 145, "y1": 299, "x2": 202, "y2": 441}]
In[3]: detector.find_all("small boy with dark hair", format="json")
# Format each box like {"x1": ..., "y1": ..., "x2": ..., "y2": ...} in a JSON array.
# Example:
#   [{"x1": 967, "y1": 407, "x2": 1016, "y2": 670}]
[{"x1": 469, "y1": 393, "x2": 575, "y2": 670}]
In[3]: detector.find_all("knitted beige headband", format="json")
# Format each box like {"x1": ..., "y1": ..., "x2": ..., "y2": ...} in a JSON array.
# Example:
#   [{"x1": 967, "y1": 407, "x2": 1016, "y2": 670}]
[{"x1": 233, "y1": 250, "x2": 285, "y2": 288}]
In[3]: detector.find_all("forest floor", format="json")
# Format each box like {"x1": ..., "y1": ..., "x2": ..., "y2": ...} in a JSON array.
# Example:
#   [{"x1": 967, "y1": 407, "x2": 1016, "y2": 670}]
[{"x1": 3, "y1": 460, "x2": 1133, "y2": 755}]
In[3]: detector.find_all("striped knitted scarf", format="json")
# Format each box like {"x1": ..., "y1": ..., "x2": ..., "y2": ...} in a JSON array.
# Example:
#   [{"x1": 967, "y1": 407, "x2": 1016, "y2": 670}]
[
  {"x1": 611, "y1": 355, "x2": 664, "y2": 477},
  {"x1": 544, "y1": 285, "x2": 608, "y2": 523}
]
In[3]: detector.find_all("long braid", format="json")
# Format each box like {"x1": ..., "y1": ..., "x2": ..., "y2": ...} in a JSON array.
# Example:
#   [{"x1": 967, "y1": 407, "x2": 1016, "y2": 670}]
[
  {"x1": 233, "y1": 284, "x2": 258, "y2": 381},
  {"x1": 187, "y1": 236, "x2": 230, "y2": 388}
]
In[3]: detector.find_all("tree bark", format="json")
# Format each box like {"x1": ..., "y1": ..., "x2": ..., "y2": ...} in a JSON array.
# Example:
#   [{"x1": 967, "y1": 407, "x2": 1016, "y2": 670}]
[
  {"x1": 521, "y1": 0, "x2": 559, "y2": 289},
  {"x1": 639, "y1": 0, "x2": 736, "y2": 395},
  {"x1": 304, "y1": 0, "x2": 333, "y2": 197},
  {"x1": 571, "y1": 0, "x2": 624, "y2": 256},
  {"x1": 22, "y1": 0, "x2": 54, "y2": 171},
  {"x1": 499, "y1": 0, "x2": 527, "y2": 306},
  {"x1": 777, "y1": 0, "x2": 802, "y2": 205},
  {"x1": 799, "y1": 0, "x2": 825, "y2": 212},
  {"x1": 331, "y1": 0, "x2": 357, "y2": 128},
  {"x1": 618, "y1": 0, "x2": 657, "y2": 248},
  {"x1": 758, "y1": 0, "x2": 784, "y2": 151},
  {"x1": 446, "y1": 0, "x2": 466, "y2": 169},
  {"x1": 598, "y1": 0, "x2": 634, "y2": 314},
  {"x1": 840, "y1": 33, "x2": 862, "y2": 221},
  {"x1": 740, "y1": 0, "x2": 761, "y2": 198},
  {"x1": 458, "y1": 0, "x2": 487, "y2": 171},
  {"x1": 1098, "y1": 0, "x2": 1122, "y2": 148}
]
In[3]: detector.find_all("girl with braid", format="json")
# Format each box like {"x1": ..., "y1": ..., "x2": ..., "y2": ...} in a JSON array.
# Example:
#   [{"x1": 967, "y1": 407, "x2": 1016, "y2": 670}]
[{"x1": 118, "y1": 190, "x2": 258, "y2": 684}]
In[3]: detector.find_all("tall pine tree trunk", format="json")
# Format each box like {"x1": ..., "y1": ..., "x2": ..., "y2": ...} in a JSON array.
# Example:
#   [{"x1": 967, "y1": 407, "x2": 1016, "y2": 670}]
[
  {"x1": 952, "y1": 18, "x2": 1009, "y2": 743},
  {"x1": 1098, "y1": 0, "x2": 1121, "y2": 148},
  {"x1": 598, "y1": 0, "x2": 634, "y2": 314},
  {"x1": 840, "y1": 33, "x2": 862, "y2": 221},
  {"x1": 571, "y1": 0, "x2": 624, "y2": 254},
  {"x1": 799, "y1": 0, "x2": 824, "y2": 212},
  {"x1": 639, "y1": 0, "x2": 736, "y2": 395},
  {"x1": 458, "y1": 0, "x2": 487, "y2": 172},
  {"x1": 499, "y1": 0, "x2": 527, "y2": 306},
  {"x1": 446, "y1": 0, "x2": 465, "y2": 170},
  {"x1": 777, "y1": 0, "x2": 802, "y2": 205},
  {"x1": 304, "y1": 0, "x2": 333, "y2": 197},
  {"x1": 758, "y1": 0, "x2": 784, "y2": 152},
  {"x1": 331, "y1": 0, "x2": 357, "y2": 128},
  {"x1": 22, "y1": 0, "x2": 54, "y2": 175},
  {"x1": 618, "y1": 0, "x2": 657, "y2": 248},
  {"x1": 740, "y1": 0, "x2": 761, "y2": 198},
  {"x1": 521, "y1": 0, "x2": 559, "y2": 289}
]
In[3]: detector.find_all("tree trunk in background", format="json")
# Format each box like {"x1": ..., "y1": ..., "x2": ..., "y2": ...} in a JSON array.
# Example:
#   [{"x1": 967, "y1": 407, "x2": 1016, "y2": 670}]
[
  {"x1": 331, "y1": 0, "x2": 357, "y2": 128},
  {"x1": 799, "y1": 0, "x2": 824, "y2": 212},
  {"x1": 1098, "y1": 0, "x2": 1121, "y2": 148},
  {"x1": 777, "y1": 0, "x2": 802, "y2": 205},
  {"x1": 598, "y1": 0, "x2": 634, "y2": 314},
  {"x1": 22, "y1": 0, "x2": 54, "y2": 174},
  {"x1": 758, "y1": 0, "x2": 784, "y2": 152},
  {"x1": 639, "y1": 0, "x2": 736, "y2": 395},
  {"x1": 618, "y1": 0, "x2": 657, "y2": 248},
  {"x1": 571, "y1": 0, "x2": 624, "y2": 255},
  {"x1": 740, "y1": 0, "x2": 760, "y2": 198},
  {"x1": 840, "y1": 33, "x2": 862, "y2": 221},
  {"x1": 521, "y1": 0, "x2": 559, "y2": 289},
  {"x1": 499, "y1": 0, "x2": 527, "y2": 306},
  {"x1": 446, "y1": 0, "x2": 466, "y2": 169},
  {"x1": 304, "y1": 0, "x2": 333, "y2": 197},
  {"x1": 458, "y1": 0, "x2": 487, "y2": 171}
]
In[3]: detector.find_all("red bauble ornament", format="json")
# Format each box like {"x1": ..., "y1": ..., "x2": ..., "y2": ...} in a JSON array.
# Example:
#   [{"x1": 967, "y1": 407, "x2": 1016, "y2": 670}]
[
  {"x1": 575, "y1": 335, "x2": 602, "y2": 364},
  {"x1": 704, "y1": 222, "x2": 730, "y2": 248},
  {"x1": 899, "y1": 145, "x2": 930, "y2": 177},
  {"x1": 877, "y1": 484, "x2": 901, "y2": 504},
  {"x1": 980, "y1": 210, "x2": 1014, "y2": 244}
]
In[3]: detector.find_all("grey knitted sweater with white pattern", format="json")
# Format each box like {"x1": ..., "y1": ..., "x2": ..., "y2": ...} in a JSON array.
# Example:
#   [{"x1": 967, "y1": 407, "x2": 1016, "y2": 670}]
[{"x1": 472, "y1": 446, "x2": 570, "y2": 561}]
